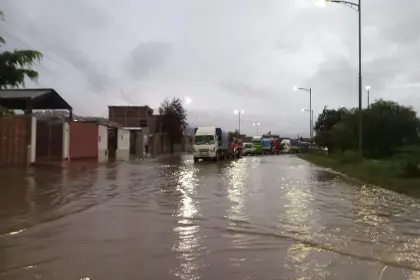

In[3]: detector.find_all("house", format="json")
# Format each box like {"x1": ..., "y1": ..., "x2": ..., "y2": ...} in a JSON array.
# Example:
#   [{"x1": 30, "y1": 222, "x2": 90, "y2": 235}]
[
  {"x1": 68, "y1": 117, "x2": 130, "y2": 163},
  {"x1": 108, "y1": 105, "x2": 192, "y2": 157}
]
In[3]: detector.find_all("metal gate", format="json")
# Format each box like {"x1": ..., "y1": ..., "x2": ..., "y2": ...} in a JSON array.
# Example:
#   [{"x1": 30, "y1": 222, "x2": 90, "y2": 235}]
[
  {"x1": 36, "y1": 118, "x2": 63, "y2": 161},
  {"x1": 0, "y1": 116, "x2": 29, "y2": 166}
]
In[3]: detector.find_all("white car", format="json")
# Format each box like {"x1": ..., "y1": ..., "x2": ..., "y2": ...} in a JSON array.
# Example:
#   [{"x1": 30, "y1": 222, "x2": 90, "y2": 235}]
[{"x1": 242, "y1": 143, "x2": 255, "y2": 155}]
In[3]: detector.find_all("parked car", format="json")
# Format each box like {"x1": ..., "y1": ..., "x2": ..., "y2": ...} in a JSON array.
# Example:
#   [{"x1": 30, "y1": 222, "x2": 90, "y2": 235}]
[{"x1": 242, "y1": 142, "x2": 255, "y2": 155}]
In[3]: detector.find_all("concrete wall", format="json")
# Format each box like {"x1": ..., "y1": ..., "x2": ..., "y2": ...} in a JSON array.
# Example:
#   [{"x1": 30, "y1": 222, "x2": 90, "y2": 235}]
[
  {"x1": 62, "y1": 122, "x2": 70, "y2": 159},
  {"x1": 150, "y1": 133, "x2": 191, "y2": 156},
  {"x1": 116, "y1": 128, "x2": 130, "y2": 160},
  {"x1": 98, "y1": 125, "x2": 108, "y2": 163}
]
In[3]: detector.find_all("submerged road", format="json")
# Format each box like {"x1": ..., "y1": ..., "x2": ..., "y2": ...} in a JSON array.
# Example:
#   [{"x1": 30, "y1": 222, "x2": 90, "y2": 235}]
[{"x1": 1, "y1": 155, "x2": 420, "y2": 279}]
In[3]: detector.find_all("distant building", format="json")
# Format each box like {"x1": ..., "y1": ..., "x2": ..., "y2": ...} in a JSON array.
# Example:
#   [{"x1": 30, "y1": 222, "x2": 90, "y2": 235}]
[
  {"x1": 107, "y1": 105, "x2": 191, "y2": 156},
  {"x1": 108, "y1": 105, "x2": 157, "y2": 135}
]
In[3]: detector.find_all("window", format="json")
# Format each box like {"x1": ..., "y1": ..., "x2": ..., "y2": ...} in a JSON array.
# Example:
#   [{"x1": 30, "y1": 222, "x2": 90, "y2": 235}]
[
  {"x1": 194, "y1": 135, "x2": 215, "y2": 145},
  {"x1": 139, "y1": 119, "x2": 148, "y2": 127}
]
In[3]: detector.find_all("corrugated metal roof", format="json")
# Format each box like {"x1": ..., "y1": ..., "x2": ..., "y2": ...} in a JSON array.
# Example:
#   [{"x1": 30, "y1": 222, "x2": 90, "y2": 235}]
[
  {"x1": 0, "y1": 88, "x2": 72, "y2": 110},
  {"x1": 0, "y1": 89, "x2": 52, "y2": 99}
]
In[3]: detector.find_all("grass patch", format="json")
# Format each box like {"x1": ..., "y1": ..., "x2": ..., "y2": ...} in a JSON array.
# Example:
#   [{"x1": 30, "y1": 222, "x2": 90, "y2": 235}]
[{"x1": 298, "y1": 151, "x2": 420, "y2": 197}]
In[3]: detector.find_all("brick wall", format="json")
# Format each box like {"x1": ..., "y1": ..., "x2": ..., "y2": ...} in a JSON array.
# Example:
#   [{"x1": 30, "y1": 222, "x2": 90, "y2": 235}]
[{"x1": 108, "y1": 106, "x2": 154, "y2": 128}]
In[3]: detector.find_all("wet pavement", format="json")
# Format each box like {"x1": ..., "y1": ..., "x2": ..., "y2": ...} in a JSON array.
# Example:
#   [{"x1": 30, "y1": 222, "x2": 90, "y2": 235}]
[{"x1": 1, "y1": 155, "x2": 420, "y2": 279}]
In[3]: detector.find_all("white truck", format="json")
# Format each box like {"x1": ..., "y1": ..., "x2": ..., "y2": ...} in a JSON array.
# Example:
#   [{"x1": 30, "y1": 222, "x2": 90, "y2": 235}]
[
  {"x1": 280, "y1": 138, "x2": 291, "y2": 154},
  {"x1": 193, "y1": 127, "x2": 229, "y2": 162}
]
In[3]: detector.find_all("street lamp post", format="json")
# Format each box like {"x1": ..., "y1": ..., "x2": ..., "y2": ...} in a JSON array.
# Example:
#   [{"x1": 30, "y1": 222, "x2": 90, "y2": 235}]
[
  {"x1": 253, "y1": 122, "x2": 260, "y2": 136},
  {"x1": 302, "y1": 109, "x2": 313, "y2": 139},
  {"x1": 366, "y1": 85, "x2": 370, "y2": 109},
  {"x1": 294, "y1": 86, "x2": 312, "y2": 140},
  {"x1": 234, "y1": 109, "x2": 244, "y2": 135},
  {"x1": 318, "y1": 0, "x2": 363, "y2": 153}
]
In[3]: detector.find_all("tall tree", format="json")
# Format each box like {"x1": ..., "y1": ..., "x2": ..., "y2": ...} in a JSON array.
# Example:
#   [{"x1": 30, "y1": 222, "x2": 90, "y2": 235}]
[
  {"x1": 362, "y1": 100, "x2": 420, "y2": 157},
  {"x1": 313, "y1": 106, "x2": 348, "y2": 152},
  {"x1": 0, "y1": 10, "x2": 42, "y2": 89},
  {"x1": 159, "y1": 97, "x2": 188, "y2": 154},
  {"x1": 228, "y1": 130, "x2": 240, "y2": 138},
  {"x1": 314, "y1": 100, "x2": 420, "y2": 157}
]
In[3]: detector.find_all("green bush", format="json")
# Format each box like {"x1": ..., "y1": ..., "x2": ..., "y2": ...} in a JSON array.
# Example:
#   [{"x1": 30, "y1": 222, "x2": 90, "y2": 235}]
[
  {"x1": 338, "y1": 150, "x2": 362, "y2": 165},
  {"x1": 313, "y1": 100, "x2": 420, "y2": 158},
  {"x1": 400, "y1": 161, "x2": 420, "y2": 178}
]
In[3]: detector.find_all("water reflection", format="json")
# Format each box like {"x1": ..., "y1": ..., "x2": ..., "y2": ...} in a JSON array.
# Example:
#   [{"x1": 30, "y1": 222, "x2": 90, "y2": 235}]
[
  {"x1": 2, "y1": 155, "x2": 420, "y2": 279},
  {"x1": 353, "y1": 186, "x2": 392, "y2": 248},
  {"x1": 226, "y1": 160, "x2": 248, "y2": 225},
  {"x1": 171, "y1": 164, "x2": 205, "y2": 280},
  {"x1": 224, "y1": 159, "x2": 251, "y2": 264},
  {"x1": 281, "y1": 161, "x2": 323, "y2": 279}
]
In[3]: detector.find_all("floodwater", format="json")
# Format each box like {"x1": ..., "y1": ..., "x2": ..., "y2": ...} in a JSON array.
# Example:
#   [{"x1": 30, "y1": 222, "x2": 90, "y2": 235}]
[{"x1": 1, "y1": 155, "x2": 420, "y2": 280}]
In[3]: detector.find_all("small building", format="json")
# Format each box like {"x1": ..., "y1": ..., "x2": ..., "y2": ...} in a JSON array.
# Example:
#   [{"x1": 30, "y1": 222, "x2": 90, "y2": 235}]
[
  {"x1": 68, "y1": 117, "x2": 130, "y2": 163},
  {"x1": 108, "y1": 105, "x2": 155, "y2": 157},
  {"x1": 108, "y1": 104, "x2": 193, "y2": 157},
  {"x1": 108, "y1": 105, "x2": 154, "y2": 131}
]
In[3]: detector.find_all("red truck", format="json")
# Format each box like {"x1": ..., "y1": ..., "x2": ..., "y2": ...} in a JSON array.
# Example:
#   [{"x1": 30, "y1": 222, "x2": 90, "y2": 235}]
[
  {"x1": 262, "y1": 133, "x2": 281, "y2": 154},
  {"x1": 270, "y1": 138, "x2": 278, "y2": 154},
  {"x1": 228, "y1": 136, "x2": 243, "y2": 158}
]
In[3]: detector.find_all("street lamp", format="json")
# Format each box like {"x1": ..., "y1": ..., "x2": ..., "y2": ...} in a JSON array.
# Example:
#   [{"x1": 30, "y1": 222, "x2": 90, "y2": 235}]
[
  {"x1": 253, "y1": 122, "x2": 260, "y2": 136},
  {"x1": 317, "y1": 0, "x2": 363, "y2": 153},
  {"x1": 184, "y1": 97, "x2": 192, "y2": 105},
  {"x1": 234, "y1": 109, "x2": 244, "y2": 134},
  {"x1": 294, "y1": 86, "x2": 312, "y2": 139},
  {"x1": 366, "y1": 85, "x2": 371, "y2": 109},
  {"x1": 302, "y1": 109, "x2": 314, "y2": 139}
]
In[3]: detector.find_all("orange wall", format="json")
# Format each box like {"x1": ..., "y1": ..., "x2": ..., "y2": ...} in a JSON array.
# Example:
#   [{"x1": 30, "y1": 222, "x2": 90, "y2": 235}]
[{"x1": 69, "y1": 122, "x2": 98, "y2": 159}]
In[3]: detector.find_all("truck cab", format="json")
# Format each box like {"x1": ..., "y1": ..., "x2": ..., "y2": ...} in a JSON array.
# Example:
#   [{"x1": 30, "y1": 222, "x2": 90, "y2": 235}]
[
  {"x1": 270, "y1": 138, "x2": 277, "y2": 154},
  {"x1": 262, "y1": 133, "x2": 280, "y2": 154},
  {"x1": 252, "y1": 136, "x2": 263, "y2": 155},
  {"x1": 193, "y1": 127, "x2": 228, "y2": 162},
  {"x1": 228, "y1": 136, "x2": 242, "y2": 158},
  {"x1": 280, "y1": 138, "x2": 291, "y2": 154},
  {"x1": 262, "y1": 138, "x2": 271, "y2": 154}
]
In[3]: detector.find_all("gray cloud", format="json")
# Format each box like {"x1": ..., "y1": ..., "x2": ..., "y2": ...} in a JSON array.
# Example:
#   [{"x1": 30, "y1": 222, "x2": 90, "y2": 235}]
[
  {"x1": 125, "y1": 42, "x2": 173, "y2": 80},
  {"x1": 219, "y1": 81, "x2": 286, "y2": 101},
  {"x1": 1, "y1": 0, "x2": 419, "y2": 136}
]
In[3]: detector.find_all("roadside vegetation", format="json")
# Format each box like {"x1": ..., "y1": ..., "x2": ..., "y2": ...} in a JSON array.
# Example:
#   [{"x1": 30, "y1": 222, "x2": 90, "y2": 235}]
[
  {"x1": 299, "y1": 100, "x2": 420, "y2": 197},
  {"x1": 0, "y1": 9, "x2": 43, "y2": 115},
  {"x1": 159, "y1": 97, "x2": 188, "y2": 154}
]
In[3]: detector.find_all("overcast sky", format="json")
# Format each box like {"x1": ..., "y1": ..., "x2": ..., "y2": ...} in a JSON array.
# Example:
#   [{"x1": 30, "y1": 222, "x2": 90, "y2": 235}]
[{"x1": 2, "y1": 0, "x2": 419, "y2": 137}]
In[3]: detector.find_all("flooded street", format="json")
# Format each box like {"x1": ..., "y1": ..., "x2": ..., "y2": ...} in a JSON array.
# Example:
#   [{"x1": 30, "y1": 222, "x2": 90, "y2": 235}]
[{"x1": 2, "y1": 155, "x2": 420, "y2": 279}]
